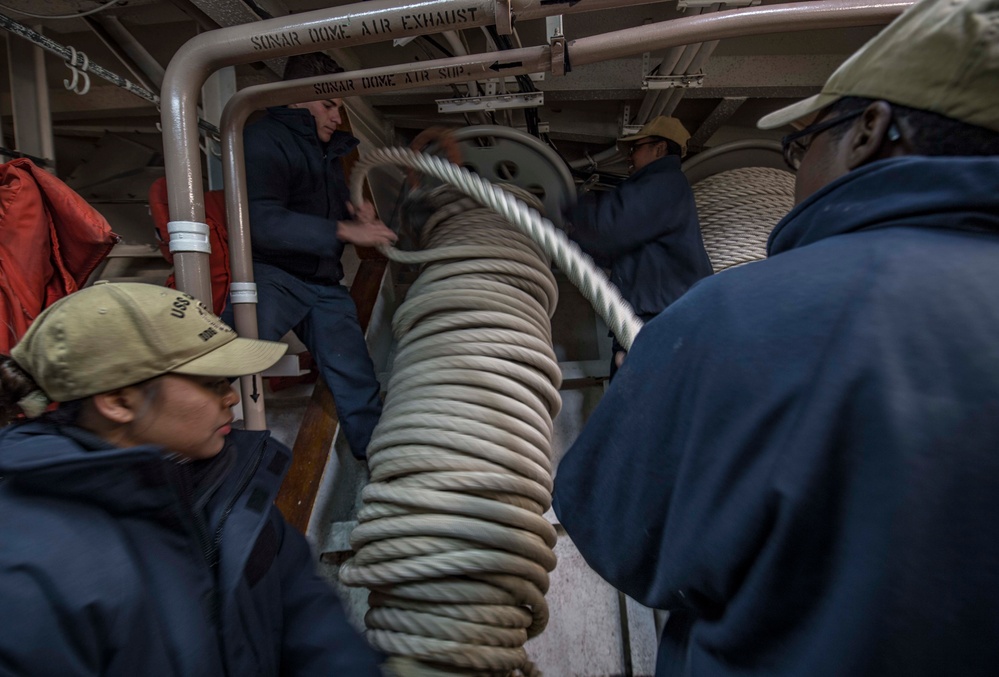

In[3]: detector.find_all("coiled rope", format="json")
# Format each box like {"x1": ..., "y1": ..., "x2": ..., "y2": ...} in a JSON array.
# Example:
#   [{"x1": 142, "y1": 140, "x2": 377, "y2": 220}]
[
  {"x1": 339, "y1": 148, "x2": 641, "y2": 676},
  {"x1": 692, "y1": 166, "x2": 795, "y2": 271},
  {"x1": 351, "y1": 148, "x2": 643, "y2": 352}
]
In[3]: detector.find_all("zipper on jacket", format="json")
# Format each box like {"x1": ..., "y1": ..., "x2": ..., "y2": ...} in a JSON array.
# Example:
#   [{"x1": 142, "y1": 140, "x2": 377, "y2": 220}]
[
  {"x1": 207, "y1": 437, "x2": 266, "y2": 569},
  {"x1": 193, "y1": 437, "x2": 264, "y2": 677},
  {"x1": 171, "y1": 464, "x2": 223, "y2": 629}
]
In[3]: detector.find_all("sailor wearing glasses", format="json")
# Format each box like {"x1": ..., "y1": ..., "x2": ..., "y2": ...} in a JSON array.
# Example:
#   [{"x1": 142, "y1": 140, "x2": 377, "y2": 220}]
[
  {"x1": 554, "y1": 0, "x2": 999, "y2": 675},
  {"x1": 564, "y1": 116, "x2": 713, "y2": 377}
]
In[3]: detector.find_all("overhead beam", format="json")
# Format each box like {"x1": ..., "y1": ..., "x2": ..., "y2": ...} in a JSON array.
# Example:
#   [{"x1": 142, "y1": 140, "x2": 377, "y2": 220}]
[
  {"x1": 85, "y1": 15, "x2": 165, "y2": 91},
  {"x1": 688, "y1": 95, "x2": 746, "y2": 151}
]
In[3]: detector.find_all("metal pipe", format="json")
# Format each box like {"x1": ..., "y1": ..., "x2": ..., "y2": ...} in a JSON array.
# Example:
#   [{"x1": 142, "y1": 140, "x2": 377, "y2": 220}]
[
  {"x1": 164, "y1": 0, "x2": 498, "y2": 302},
  {"x1": 650, "y1": 40, "x2": 704, "y2": 119},
  {"x1": 219, "y1": 44, "x2": 541, "y2": 426},
  {"x1": 213, "y1": 0, "x2": 909, "y2": 422},
  {"x1": 661, "y1": 39, "x2": 720, "y2": 117},
  {"x1": 84, "y1": 17, "x2": 160, "y2": 93},
  {"x1": 92, "y1": 15, "x2": 167, "y2": 89},
  {"x1": 653, "y1": 88, "x2": 684, "y2": 119},
  {"x1": 573, "y1": 0, "x2": 909, "y2": 65},
  {"x1": 161, "y1": 0, "x2": 682, "y2": 302},
  {"x1": 634, "y1": 6, "x2": 704, "y2": 125}
]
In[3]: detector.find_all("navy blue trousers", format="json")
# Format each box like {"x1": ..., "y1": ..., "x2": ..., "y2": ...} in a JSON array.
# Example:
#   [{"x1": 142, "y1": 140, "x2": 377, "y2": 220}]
[{"x1": 227, "y1": 262, "x2": 382, "y2": 459}]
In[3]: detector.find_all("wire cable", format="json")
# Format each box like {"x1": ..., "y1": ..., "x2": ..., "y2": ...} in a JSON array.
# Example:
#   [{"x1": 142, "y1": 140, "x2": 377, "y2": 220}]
[{"x1": 0, "y1": 0, "x2": 123, "y2": 20}]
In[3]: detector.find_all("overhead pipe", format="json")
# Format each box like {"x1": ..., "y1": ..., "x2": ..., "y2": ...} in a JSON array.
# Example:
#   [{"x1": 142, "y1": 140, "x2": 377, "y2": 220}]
[
  {"x1": 649, "y1": 3, "x2": 723, "y2": 123},
  {"x1": 87, "y1": 15, "x2": 167, "y2": 90},
  {"x1": 635, "y1": 7, "x2": 706, "y2": 126},
  {"x1": 161, "y1": 0, "x2": 674, "y2": 303},
  {"x1": 216, "y1": 0, "x2": 911, "y2": 426},
  {"x1": 574, "y1": 0, "x2": 909, "y2": 64},
  {"x1": 659, "y1": 39, "x2": 720, "y2": 117}
]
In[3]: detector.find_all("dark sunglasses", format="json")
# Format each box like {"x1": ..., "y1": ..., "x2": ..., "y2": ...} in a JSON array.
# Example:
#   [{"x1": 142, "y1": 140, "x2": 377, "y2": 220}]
[
  {"x1": 781, "y1": 110, "x2": 865, "y2": 170},
  {"x1": 628, "y1": 140, "x2": 660, "y2": 156}
]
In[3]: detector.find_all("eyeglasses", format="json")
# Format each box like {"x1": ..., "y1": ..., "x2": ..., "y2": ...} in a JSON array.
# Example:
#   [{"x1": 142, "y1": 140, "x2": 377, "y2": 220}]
[
  {"x1": 628, "y1": 140, "x2": 659, "y2": 156},
  {"x1": 781, "y1": 110, "x2": 865, "y2": 170}
]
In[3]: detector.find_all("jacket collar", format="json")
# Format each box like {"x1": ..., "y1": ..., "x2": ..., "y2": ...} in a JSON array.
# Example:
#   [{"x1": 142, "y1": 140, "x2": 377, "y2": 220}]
[
  {"x1": 265, "y1": 106, "x2": 359, "y2": 156},
  {"x1": 768, "y1": 156, "x2": 999, "y2": 256},
  {"x1": 629, "y1": 154, "x2": 681, "y2": 181},
  {"x1": 0, "y1": 420, "x2": 261, "y2": 516}
]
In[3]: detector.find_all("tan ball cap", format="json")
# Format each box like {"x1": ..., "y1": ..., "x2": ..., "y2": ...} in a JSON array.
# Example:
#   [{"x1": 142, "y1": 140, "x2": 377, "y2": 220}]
[
  {"x1": 759, "y1": 0, "x2": 999, "y2": 131},
  {"x1": 11, "y1": 282, "x2": 287, "y2": 402}
]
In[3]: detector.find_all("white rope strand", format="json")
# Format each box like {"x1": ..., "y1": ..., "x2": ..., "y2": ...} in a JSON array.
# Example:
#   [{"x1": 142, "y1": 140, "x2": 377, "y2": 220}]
[{"x1": 350, "y1": 148, "x2": 642, "y2": 351}]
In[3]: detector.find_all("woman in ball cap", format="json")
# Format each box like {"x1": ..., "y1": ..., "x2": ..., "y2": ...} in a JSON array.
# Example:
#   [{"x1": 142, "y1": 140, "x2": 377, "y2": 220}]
[{"x1": 0, "y1": 282, "x2": 381, "y2": 676}]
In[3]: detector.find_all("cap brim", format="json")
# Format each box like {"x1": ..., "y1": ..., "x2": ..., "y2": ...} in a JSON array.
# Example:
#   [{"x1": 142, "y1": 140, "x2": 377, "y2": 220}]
[
  {"x1": 172, "y1": 337, "x2": 288, "y2": 377},
  {"x1": 618, "y1": 132, "x2": 651, "y2": 142},
  {"x1": 757, "y1": 92, "x2": 842, "y2": 130}
]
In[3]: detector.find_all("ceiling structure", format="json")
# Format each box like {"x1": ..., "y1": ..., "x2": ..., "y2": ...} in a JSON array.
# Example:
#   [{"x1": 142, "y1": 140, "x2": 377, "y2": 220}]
[{"x1": 0, "y1": 0, "x2": 881, "y2": 185}]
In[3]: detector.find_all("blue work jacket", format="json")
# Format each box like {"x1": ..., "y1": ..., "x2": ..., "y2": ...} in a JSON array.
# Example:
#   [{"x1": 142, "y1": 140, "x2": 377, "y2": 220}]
[
  {"x1": 566, "y1": 155, "x2": 713, "y2": 319},
  {"x1": 555, "y1": 156, "x2": 999, "y2": 676},
  {"x1": 244, "y1": 106, "x2": 359, "y2": 284},
  {"x1": 0, "y1": 423, "x2": 381, "y2": 676}
]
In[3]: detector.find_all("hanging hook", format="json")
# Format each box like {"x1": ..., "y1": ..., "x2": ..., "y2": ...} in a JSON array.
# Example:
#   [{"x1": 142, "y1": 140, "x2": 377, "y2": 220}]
[
  {"x1": 63, "y1": 46, "x2": 79, "y2": 92},
  {"x1": 63, "y1": 46, "x2": 91, "y2": 96}
]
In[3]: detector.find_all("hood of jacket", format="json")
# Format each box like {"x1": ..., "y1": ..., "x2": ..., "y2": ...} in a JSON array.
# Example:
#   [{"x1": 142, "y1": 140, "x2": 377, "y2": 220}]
[
  {"x1": 265, "y1": 106, "x2": 359, "y2": 158},
  {"x1": 768, "y1": 156, "x2": 999, "y2": 256}
]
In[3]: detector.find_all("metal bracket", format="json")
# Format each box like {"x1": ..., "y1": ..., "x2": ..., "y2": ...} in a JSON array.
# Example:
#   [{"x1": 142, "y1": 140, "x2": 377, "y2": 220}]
[
  {"x1": 437, "y1": 92, "x2": 544, "y2": 114},
  {"x1": 546, "y1": 15, "x2": 564, "y2": 41},
  {"x1": 642, "y1": 72, "x2": 705, "y2": 90},
  {"x1": 550, "y1": 35, "x2": 568, "y2": 76},
  {"x1": 495, "y1": 0, "x2": 513, "y2": 35}
]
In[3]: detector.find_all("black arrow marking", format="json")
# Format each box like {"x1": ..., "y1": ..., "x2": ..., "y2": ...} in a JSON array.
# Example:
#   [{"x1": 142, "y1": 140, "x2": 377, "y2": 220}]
[
  {"x1": 250, "y1": 375, "x2": 260, "y2": 403},
  {"x1": 489, "y1": 60, "x2": 523, "y2": 72}
]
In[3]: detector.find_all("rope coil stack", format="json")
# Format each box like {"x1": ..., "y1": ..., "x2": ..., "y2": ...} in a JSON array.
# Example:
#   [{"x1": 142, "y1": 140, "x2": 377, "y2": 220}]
[
  {"x1": 341, "y1": 147, "x2": 643, "y2": 675},
  {"x1": 339, "y1": 183, "x2": 565, "y2": 676}
]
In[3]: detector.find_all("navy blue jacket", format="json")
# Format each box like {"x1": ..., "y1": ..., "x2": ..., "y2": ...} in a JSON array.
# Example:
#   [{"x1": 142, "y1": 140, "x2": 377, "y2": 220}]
[
  {"x1": 554, "y1": 156, "x2": 999, "y2": 676},
  {"x1": 0, "y1": 423, "x2": 381, "y2": 676},
  {"x1": 566, "y1": 155, "x2": 713, "y2": 319},
  {"x1": 244, "y1": 107, "x2": 359, "y2": 284}
]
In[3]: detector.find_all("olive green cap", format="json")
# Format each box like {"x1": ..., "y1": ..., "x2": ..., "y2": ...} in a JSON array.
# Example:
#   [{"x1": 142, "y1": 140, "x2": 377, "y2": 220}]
[
  {"x1": 620, "y1": 116, "x2": 692, "y2": 156},
  {"x1": 11, "y1": 282, "x2": 287, "y2": 402},
  {"x1": 759, "y1": 0, "x2": 999, "y2": 131}
]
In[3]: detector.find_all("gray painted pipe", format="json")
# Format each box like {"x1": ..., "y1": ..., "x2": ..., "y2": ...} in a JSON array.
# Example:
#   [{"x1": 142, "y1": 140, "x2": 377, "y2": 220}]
[{"x1": 209, "y1": 0, "x2": 910, "y2": 426}]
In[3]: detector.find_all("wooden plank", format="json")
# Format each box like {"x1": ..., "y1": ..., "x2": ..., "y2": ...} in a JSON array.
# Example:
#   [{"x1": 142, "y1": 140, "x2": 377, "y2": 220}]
[{"x1": 275, "y1": 256, "x2": 388, "y2": 533}]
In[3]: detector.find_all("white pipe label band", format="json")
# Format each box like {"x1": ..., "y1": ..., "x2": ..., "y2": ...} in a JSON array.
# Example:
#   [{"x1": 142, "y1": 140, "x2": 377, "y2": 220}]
[
  {"x1": 167, "y1": 220, "x2": 211, "y2": 254},
  {"x1": 229, "y1": 281, "x2": 258, "y2": 304}
]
